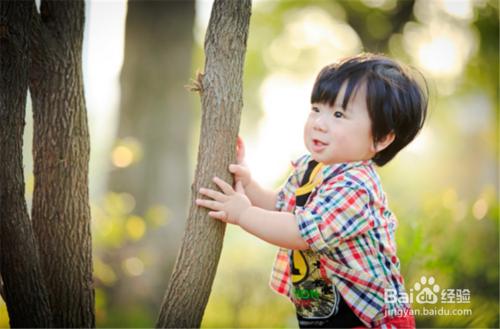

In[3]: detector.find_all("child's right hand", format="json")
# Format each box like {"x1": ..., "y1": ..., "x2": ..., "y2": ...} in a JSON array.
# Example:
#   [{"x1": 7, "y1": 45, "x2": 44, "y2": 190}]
[{"x1": 229, "y1": 136, "x2": 251, "y2": 188}]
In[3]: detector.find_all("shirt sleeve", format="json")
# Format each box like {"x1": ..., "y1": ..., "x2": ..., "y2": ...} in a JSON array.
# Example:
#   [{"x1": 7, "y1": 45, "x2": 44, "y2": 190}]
[{"x1": 294, "y1": 182, "x2": 375, "y2": 253}]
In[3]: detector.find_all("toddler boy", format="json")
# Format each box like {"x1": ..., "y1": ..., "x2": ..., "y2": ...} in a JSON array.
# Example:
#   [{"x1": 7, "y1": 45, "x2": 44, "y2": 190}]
[{"x1": 196, "y1": 53, "x2": 428, "y2": 328}]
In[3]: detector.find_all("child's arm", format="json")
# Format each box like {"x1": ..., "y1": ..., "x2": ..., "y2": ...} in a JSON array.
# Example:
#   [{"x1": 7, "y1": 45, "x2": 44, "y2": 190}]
[
  {"x1": 196, "y1": 176, "x2": 308, "y2": 250},
  {"x1": 239, "y1": 206, "x2": 308, "y2": 250}
]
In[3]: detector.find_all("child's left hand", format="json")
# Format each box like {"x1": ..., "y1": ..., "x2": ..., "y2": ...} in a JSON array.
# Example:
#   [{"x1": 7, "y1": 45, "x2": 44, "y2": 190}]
[{"x1": 196, "y1": 176, "x2": 251, "y2": 225}]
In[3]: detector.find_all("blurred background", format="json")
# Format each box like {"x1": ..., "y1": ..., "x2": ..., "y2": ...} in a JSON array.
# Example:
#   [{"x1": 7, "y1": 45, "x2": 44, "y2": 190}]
[{"x1": 1, "y1": 0, "x2": 498, "y2": 328}]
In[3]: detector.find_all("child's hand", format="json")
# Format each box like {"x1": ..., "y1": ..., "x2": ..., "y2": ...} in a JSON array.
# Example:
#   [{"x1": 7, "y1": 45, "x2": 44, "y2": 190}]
[
  {"x1": 230, "y1": 136, "x2": 251, "y2": 187},
  {"x1": 196, "y1": 176, "x2": 251, "y2": 225},
  {"x1": 229, "y1": 164, "x2": 251, "y2": 188},
  {"x1": 236, "y1": 135, "x2": 246, "y2": 164}
]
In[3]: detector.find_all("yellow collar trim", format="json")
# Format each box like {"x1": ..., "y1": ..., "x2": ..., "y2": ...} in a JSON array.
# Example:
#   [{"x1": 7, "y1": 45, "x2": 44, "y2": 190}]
[{"x1": 295, "y1": 162, "x2": 324, "y2": 196}]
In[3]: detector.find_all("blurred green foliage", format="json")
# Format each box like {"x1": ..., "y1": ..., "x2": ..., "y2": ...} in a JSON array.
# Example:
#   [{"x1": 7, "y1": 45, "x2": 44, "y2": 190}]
[
  {"x1": 91, "y1": 192, "x2": 170, "y2": 327},
  {"x1": 395, "y1": 186, "x2": 499, "y2": 328}
]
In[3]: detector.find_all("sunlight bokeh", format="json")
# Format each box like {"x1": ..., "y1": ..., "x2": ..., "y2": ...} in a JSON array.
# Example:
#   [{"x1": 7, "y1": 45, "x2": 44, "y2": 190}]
[
  {"x1": 439, "y1": 0, "x2": 476, "y2": 20},
  {"x1": 246, "y1": 73, "x2": 310, "y2": 186},
  {"x1": 403, "y1": 21, "x2": 476, "y2": 80}
]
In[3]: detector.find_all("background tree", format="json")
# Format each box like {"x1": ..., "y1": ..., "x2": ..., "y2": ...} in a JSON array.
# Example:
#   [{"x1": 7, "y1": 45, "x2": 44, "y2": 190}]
[
  {"x1": 110, "y1": 0, "x2": 194, "y2": 227},
  {"x1": 0, "y1": 0, "x2": 94, "y2": 327},
  {"x1": 156, "y1": 0, "x2": 251, "y2": 327},
  {"x1": 105, "y1": 0, "x2": 195, "y2": 313},
  {"x1": 343, "y1": 0, "x2": 415, "y2": 52},
  {"x1": 0, "y1": 1, "x2": 52, "y2": 326}
]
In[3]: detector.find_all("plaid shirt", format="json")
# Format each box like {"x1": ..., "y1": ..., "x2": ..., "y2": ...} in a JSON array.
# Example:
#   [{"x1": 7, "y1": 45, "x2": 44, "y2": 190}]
[{"x1": 270, "y1": 154, "x2": 411, "y2": 328}]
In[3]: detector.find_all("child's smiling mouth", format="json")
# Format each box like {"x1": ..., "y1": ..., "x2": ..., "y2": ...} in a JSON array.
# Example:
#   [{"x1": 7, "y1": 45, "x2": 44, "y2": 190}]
[
  {"x1": 312, "y1": 138, "x2": 328, "y2": 152},
  {"x1": 313, "y1": 139, "x2": 328, "y2": 146}
]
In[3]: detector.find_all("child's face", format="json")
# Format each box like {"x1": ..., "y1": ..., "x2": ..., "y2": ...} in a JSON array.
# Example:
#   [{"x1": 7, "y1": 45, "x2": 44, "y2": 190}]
[{"x1": 304, "y1": 81, "x2": 377, "y2": 165}]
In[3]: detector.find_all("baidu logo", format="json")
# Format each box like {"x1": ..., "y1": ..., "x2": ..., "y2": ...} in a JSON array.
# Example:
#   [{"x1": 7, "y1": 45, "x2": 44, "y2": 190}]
[
  {"x1": 413, "y1": 276, "x2": 440, "y2": 304},
  {"x1": 384, "y1": 275, "x2": 471, "y2": 305}
]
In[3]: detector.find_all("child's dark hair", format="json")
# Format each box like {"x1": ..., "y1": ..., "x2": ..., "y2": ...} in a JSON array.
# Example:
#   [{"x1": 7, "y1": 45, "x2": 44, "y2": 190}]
[{"x1": 311, "y1": 53, "x2": 428, "y2": 166}]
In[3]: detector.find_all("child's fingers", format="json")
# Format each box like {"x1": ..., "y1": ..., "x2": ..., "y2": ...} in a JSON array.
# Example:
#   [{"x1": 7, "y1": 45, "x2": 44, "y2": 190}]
[
  {"x1": 229, "y1": 164, "x2": 249, "y2": 178},
  {"x1": 236, "y1": 136, "x2": 245, "y2": 164},
  {"x1": 195, "y1": 198, "x2": 223, "y2": 211},
  {"x1": 213, "y1": 176, "x2": 234, "y2": 195},
  {"x1": 229, "y1": 164, "x2": 243, "y2": 173},
  {"x1": 235, "y1": 181, "x2": 245, "y2": 194},
  {"x1": 208, "y1": 211, "x2": 227, "y2": 221},
  {"x1": 198, "y1": 187, "x2": 227, "y2": 201}
]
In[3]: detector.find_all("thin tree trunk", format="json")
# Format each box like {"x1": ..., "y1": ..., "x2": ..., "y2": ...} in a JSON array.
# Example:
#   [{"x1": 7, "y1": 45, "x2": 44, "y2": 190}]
[
  {"x1": 29, "y1": 0, "x2": 95, "y2": 327},
  {"x1": 0, "y1": 1, "x2": 53, "y2": 326},
  {"x1": 156, "y1": 0, "x2": 251, "y2": 327}
]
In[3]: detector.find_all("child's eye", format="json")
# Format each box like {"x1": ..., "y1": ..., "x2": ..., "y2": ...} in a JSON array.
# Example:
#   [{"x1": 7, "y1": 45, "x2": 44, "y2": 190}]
[
  {"x1": 333, "y1": 111, "x2": 344, "y2": 118},
  {"x1": 311, "y1": 107, "x2": 320, "y2": 113}
]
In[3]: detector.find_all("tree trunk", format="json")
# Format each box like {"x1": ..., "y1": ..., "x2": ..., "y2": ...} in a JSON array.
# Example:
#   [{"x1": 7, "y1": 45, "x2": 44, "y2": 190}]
[
  {"x1": 106, "y1": 0, "x2": 195, "y2": 312},
  {"x1": 156, "y1": 0, "x2": 251, "y2": 327},
  {"x1": 28, "y1": 0, "x2": 95, "y2": 327},
  {"x1": 110, "y1": 0, "x2": 194, "y2": 219},
  {"x1": 0, "y1": 1, "x2": 53, "y2": 326}
]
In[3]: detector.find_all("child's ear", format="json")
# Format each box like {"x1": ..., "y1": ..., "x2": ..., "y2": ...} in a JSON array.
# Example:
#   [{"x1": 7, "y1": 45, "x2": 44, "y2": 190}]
[{"x1": 373, "y1": 132, "x2": 395, "y2": 153}]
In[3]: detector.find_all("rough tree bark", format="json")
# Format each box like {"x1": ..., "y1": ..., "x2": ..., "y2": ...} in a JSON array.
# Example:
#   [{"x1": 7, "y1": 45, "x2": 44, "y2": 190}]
[
  {"x1": 28, "y1": 0, "x2": 95, "y2": 327},
  {"x1": 0, "y1": 1, "x2": 53, "y2": 326},
  {"x1": 156, "y1": 0, "x2": 252, "y2": 327}
]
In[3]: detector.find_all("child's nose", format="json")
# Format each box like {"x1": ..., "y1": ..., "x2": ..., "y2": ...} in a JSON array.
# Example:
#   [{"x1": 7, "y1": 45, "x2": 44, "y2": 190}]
[{"x1": 313, "y1": 115, "x2": 327, "y2": 132}]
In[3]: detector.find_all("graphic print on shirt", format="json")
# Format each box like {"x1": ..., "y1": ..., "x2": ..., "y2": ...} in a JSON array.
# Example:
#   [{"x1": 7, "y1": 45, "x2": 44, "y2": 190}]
[
  {"x1": 291, "y1": 250, "x2": 308, "y2": 283},
  {"x1": 291, "y1": 249, "x2": 340, "y2": 319},
  {"x1": 291, "y1": 159, "x2": 340, "y2": 320}
]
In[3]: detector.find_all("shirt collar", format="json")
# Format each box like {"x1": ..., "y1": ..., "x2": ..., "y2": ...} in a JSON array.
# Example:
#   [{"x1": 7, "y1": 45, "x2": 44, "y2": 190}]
[{"x1": 319, "y1": 159, "x2": 374, "y2": 183}]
